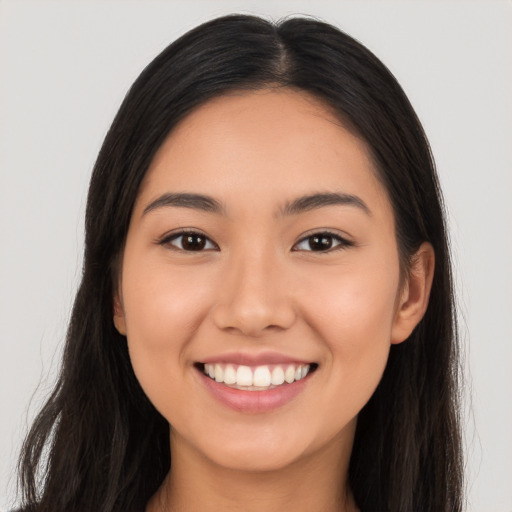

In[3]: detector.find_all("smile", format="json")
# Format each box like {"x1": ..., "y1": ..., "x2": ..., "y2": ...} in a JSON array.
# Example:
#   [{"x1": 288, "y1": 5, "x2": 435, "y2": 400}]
[
  {"x1": 196, "y1": 360, "x2": 318, "y2": 413},
  {"x1": 201, "y1": 363, "x2": 314, "y2": 390}
]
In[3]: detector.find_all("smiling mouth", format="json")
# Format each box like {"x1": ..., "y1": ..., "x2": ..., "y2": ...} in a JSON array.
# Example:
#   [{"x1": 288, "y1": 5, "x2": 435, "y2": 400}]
[{"x1": 195, "y1": 362, "x2": 318, "y2": 391}]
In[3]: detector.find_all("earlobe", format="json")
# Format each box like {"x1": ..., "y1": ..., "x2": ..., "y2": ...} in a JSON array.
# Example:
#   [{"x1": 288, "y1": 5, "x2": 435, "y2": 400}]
[
  {"x1": 113, "y1": 294, "x2": 127, "y2": 336},
  {"x1": 391, "y1": 242, "x2": 435, "y2": 344}
]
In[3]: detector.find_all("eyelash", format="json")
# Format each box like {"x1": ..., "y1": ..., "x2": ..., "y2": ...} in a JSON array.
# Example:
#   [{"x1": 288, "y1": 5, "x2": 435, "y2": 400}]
[
  {"x1": 158, "y1": 229, "x2": 354, "y2": 254},
  {"x1": 292, "y1": 230, "x2": 354, "y2": 253},
  {"x1": 158, "y1": 229, "x2": 218, "y2": 252}
]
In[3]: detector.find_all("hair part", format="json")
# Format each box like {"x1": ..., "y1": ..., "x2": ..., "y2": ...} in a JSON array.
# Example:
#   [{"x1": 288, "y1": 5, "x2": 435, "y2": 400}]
[{"x1": 17, "y1": 14, "x2": 463, "y2": 512}]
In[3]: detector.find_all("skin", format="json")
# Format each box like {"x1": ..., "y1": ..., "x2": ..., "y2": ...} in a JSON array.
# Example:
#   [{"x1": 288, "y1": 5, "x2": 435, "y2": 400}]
[{"x1": 113, "y1": 88, "x2": 434, "y2": 512}]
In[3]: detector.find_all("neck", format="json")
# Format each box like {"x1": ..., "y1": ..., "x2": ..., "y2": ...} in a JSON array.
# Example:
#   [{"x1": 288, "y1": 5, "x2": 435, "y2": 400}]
[{"x1": 147, "y1": 426, "x2": 358, "y2": 512}]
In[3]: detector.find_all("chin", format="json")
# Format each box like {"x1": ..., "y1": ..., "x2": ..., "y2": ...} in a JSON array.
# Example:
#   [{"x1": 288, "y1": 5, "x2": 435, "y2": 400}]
[
  {"x1": 207, "y1": 444, "x2": 308, "y2": 473},
  {"x1": 189, "y1": 419, "x2": 353, "y2": 474}
]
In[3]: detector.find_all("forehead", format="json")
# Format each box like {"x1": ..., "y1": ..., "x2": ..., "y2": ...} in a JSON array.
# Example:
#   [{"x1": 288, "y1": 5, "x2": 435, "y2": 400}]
[{"x1": 137, "y1": 88, "x2": 390, "y2": 217}]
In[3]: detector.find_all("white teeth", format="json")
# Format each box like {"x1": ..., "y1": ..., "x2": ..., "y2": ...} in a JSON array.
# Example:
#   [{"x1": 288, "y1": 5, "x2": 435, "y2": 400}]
[
  {"x1": 214, "y1": 365, "x2": 224, "y2": 382},
  {"x1": 236, "y1": 365, "x2": 253, "y2": 386},
  {"x1": 253, "y1": 366, "x2": 271, "y2": 387},
  {"x1": 203, "y1": 363, "x2": 313, "y2": 389},
  {"x1": 223, "y1": 364, "x2": 236, "y2": 385},
  {"x1": 271, "y1": 366, "x2": 285, "y2": 385},
  {"x1": 284, "y1": 365, "x2": 296, "y2": 384}
]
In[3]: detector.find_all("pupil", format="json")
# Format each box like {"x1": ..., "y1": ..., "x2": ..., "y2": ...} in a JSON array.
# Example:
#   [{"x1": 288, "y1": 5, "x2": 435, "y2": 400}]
[
  {"x1": 310, "y1": 235, "x2": 332, "y2": 251},
  {"x1": 183, "y1": 234, "x2": 205, "y2": 251}
]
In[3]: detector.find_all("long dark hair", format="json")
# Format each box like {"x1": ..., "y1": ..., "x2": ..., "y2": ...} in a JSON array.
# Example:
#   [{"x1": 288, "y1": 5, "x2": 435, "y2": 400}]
[{"x1": 17, "y1": 14, "x2": 463, "y2": 512}]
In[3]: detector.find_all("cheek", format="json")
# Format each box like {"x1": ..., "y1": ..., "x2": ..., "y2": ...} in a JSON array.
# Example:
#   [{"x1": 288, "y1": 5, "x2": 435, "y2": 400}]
[
  {"x1": 297, "y1": 255, "x2": 399, "y2": 414},
  {"x1": 301, "y1": 253, "x2": 400, "y2": 342},
  {"x1": 123, "y1": 259, "x2": 212, "y2": 342},
  {"x1": 120, "y1": 257, "x2": 215, "y2": 414}
]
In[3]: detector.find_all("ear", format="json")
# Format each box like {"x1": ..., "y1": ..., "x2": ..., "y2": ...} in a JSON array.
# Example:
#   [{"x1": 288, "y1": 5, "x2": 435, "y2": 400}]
[
  {"x1": 113, "y1": 292, "x2": 127, "y2": 336},
  {"x1": 391, "y1": 242, "x2": 435, "y2": 344}
]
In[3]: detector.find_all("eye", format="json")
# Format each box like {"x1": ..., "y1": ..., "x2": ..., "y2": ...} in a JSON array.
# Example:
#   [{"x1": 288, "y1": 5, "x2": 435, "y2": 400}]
[
  {"x1": 160, "y1": 230, "x2": 218, "y2": 252},
  {"x1": 293, "y1": 231, "x2": 353, "y2": 253}
]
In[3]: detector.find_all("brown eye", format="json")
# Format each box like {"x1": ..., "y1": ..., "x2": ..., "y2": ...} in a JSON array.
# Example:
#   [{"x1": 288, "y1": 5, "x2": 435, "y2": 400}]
[
  {"x1": 308, "y1": 234, "x2": 334, "y2": 251},
  {"x1": 162, "y1": 231, "x2": 217, "y2": 251},
  {"x1": 183, "y1": 234, "x2": 206, "y2": 250},
  {"x1": 293, "y1": 232, "x2": 352, "y2": 252}
]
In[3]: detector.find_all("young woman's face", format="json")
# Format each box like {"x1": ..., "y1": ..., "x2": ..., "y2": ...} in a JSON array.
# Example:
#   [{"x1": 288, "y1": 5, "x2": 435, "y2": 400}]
[{"x1": 115, "y1": 89, "x2": 412, "y2": 472}]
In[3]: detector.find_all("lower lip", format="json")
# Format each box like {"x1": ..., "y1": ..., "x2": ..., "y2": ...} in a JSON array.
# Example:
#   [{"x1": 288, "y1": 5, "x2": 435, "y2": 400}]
[{"x1": 199, "y1": 371, "x2": 310, "y2": 413}]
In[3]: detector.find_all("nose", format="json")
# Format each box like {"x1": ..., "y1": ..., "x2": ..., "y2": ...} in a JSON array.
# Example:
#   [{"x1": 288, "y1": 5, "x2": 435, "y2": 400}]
[{"x1": 211, "y1": 249, "x2": 297, "y2": 337}]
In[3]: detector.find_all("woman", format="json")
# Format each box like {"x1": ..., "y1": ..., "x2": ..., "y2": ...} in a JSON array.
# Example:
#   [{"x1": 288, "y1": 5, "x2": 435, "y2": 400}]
[{"x1": 16, "y1": 14, "x2": 463, "y2": 512}]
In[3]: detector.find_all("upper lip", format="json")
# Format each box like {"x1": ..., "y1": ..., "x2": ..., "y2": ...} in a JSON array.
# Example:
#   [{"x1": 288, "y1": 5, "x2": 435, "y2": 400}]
[{"x1": 199, "y1": 351, "x2": 314, "y2": 366}]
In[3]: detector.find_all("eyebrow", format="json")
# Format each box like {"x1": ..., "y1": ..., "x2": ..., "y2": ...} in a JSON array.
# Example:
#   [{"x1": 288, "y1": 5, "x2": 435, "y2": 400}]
[
  {"x1": 142, "y1": 191, "x2": 371, "y2": 217},
  {"x1": 280, "y1": 192, "x2": 371, "y2": 217},
  {"x1": 143, "y1": 193, "x2": 225, "y2": 216}
]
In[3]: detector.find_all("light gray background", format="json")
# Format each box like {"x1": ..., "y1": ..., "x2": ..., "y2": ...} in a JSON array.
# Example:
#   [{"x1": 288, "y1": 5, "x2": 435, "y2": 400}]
[{"x1": 1, "y1": 1, "x2": 511, "y2": 510}]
